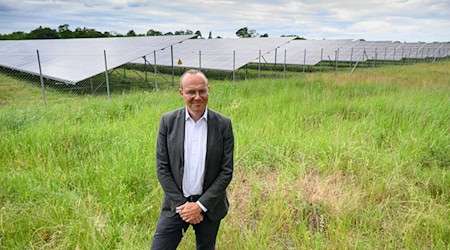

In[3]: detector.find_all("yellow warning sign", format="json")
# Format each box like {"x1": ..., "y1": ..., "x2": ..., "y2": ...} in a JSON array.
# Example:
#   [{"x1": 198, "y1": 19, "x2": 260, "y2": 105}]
[{"x1": 177, "y1": 59, "x2": 183, "y2": 65}]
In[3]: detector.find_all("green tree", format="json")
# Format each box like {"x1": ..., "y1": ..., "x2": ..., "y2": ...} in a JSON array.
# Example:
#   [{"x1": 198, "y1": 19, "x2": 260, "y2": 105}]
[
  {"x1": 260, "y1": 33, "x2": 269, "y2": 37},
  {"x1": 27, "y1": 26, "x2": 59, "y2": 39},
  {"x1": 127, "y1": 30, "x2": 136, "y2": 36},
  {"x1": 0, "y1": 31, "x2": 27, "y2": 40},
  {"x1": 58, "y1": 24, "x2": 74, "y2": 39},
  {"x1": 235, "y1": 27, "x2": 258, "y2": 38},
  {"x1": 73, "y1": 27, "x2": 104, "y2": 38},
  {"x1": 147, "y1": 29, "x2": 162, "y2": 36},
  {"x1": 208, "y1": 31, "x2": 212, "y2": 39}
]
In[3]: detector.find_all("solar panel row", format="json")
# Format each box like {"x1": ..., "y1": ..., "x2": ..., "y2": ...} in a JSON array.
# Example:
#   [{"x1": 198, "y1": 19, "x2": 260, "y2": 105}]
[
  {"x1": 0, "y1": 35, "x2": 193, "y2": 84},
  {"x1": 0, "y1": 36, "x2": 448, "y2": 84},
  {"x1": 260, "y1": 40, "x2": 449, "y2": 65}
]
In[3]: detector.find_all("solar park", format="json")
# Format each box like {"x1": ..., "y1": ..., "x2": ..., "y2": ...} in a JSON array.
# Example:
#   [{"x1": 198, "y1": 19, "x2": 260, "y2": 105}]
[{"x1": 0, "y1": 36, "x2": 448, "y2": 99}]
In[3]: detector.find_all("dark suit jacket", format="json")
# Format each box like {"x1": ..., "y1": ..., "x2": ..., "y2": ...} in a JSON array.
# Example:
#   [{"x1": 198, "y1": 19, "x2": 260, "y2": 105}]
[{"x1": 156, "y1": 107, "x2": 234, "y2": 221}]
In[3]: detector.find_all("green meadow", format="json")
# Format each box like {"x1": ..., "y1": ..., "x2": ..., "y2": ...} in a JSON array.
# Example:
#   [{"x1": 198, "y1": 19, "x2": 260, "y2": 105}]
[{"x1": 0, "y1": 62, "x2": 449, "y2": 249}]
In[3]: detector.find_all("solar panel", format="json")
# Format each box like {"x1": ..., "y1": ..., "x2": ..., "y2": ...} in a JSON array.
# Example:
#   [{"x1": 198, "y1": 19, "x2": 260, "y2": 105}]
[
  {"x1": 0, "y1": 35, "x2": 193, "y2": 84},
  {"x1": 133, "y1": 37, "x2": 295, "y2": 71},
  {"x1": 258, "y1": 40, "x2": 449, "y2": 65},
  {"x1": 255, "y1": 39, "x2": 356, "y2": 66}
]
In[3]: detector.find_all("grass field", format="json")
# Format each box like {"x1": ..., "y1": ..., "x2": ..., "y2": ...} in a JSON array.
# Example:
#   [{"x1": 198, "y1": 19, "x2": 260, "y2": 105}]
[{"x1": 1, "y1": 62, "x2": 449, "y2": 249}]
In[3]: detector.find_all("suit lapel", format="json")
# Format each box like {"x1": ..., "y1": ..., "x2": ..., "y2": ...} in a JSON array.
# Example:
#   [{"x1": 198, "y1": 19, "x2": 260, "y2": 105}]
[
  {"x1": 177, "y1": 108, "x2": 186, "y2": 166},
  {"x1": 206, "y1": 109, "x2": 216, "y2": 170}
]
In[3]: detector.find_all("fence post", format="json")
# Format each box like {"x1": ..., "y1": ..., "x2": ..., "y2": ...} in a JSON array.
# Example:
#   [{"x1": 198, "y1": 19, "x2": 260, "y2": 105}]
[
  {"x1": 335, "y1": 48, "x2": 339, "y2": 70},
  {"x1": 393, "y1": 47, "x2": 396, "y2": 65},
  {"x1": 36, "y1": 50, "x2": 46, "y2": 105},
  {"x1": 171, "y1": 45, "x2": 174, "y2": 87},
  {"x1": 374, "y1": 48, "x2": 377, "y2": 67},
  {"x1": 199, "y1": 50, "x2": 202, "y2": 71},
  {"x1": 153, "y1": 50, "x2": 158, "y2": 90},
  {"x1": 350, "y1": 47, "x2": 353, "y2": 70},
  {"x1": 103, "y1": 50, "x2": 110, "y2": 99},
  {"x1": 274, "y1": 48, "x2": 278, "y2": 77},
  {"x1": 303, "y1": 48, "x2": 306, "y2": 73},
  {"x1": 144, "y1": 56, "x2": 148, "y2": 83},
  {"x1": 320, "y1": 48, "x2": 323, "y2": 72},
  {"x1": 401, "y1": 47, "x2": 405, "y2": 64},
  {"x1": 232, "y1": 50, "x2": 236, "y2": 82},
  {"x1": 258, "y1": 50, "x2": 261, "y2": 79},
  {"x1": 283, "y1": 49, "x2": 287, "y2": 78},
  {"x1": 361, "y1": 48, "x2": 366, "y2": 68}
]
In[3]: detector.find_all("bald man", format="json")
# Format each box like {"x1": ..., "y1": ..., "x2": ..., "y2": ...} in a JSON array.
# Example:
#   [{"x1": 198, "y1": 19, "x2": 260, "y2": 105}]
[{"x1": 151, "y1": 69, "x2": 234, "y2": 250}]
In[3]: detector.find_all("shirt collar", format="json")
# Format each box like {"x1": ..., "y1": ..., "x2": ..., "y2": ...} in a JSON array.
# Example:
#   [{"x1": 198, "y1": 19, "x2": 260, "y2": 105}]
[{"x1": 185, "y1": 107, "x2": 208, "y2": 121}]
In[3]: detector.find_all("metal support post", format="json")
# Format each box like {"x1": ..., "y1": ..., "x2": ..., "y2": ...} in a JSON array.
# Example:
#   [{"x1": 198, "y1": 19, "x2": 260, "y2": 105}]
[
  {"x1": 274, "y1": 48, "x2": 278, "y2": 77},
  {"x1": 374, "y1": 48, "x2": 377, "y2": 67},
  {"x1": 393, "y1": 47, "x2": 396, "y2": 65},
  {"x1": 401, "y1": 47, "x2": 405, "y2": 64},
  {"x1": 153, "y1": 50, "x2": 158, "y2": 90},
  {"x1": 199, "y1": 50, "x2": 202, "y2": 70},
  {"x1": 232, "y1": 50, "x2": 236, "y2": 82},
  {"x1": 171, "y1": 46, "x2": 174, "y2": 87},
  {"x1": 320, "y1": 48, "x2": 323, "y2": 72},
  {"x1": 303, "y1": 49, "x2": 306, "y2": 73},
  {"x1": 258, "y1": 50, "x2": 261, "y2": 79},
  {"x1": 350, "y1": 47, "x2": 353, "y2": 70},
  {"x1": 36, "y1": 50, "x2": 46, "y2": 105},
  {"x1": 103, "y1": 50, "x2": 110, "y2": 99},
  {"x1": 144, "y1": 56, "x2": 148, "y2": 83},
  {"x1": 283, "y1": 49, "x2": 287, "y2": 78},
  {"x1": 361, "y1": 48, "x2": 366, "y2": 68},
  {"x1": 336, "y1": 48, "x2": 339, "y2": 70}
]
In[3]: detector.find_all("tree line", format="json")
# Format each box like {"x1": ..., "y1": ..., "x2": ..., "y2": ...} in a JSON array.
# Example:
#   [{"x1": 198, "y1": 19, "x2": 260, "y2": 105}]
[{"x1": 0, "y1": 24, "x2": 304, "y2": 40}]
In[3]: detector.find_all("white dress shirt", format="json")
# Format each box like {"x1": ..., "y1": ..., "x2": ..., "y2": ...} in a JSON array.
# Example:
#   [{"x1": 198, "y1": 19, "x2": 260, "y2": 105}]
[{"x1": 183, "y1": 108, "x2": 208, "y2": 211}]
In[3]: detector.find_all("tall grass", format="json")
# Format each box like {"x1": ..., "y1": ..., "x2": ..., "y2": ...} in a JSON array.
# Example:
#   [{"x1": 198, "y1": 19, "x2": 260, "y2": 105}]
[{"x1": 1, "y1": 62, "x2": 449, "y2": 249}]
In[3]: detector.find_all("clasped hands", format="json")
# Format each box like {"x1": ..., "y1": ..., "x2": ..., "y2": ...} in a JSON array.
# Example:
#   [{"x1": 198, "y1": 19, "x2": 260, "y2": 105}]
[{"x1": 176, "y1": 202, "x2": 203, "y2": 224}]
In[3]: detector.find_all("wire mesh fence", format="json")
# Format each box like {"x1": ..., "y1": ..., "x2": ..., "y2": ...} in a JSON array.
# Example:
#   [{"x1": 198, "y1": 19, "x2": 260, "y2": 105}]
[{"x1": 0, "y1": 45, "x2": 448, "y2": 106}]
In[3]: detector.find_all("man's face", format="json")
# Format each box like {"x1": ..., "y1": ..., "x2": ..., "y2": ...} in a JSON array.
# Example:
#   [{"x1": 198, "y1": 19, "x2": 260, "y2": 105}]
[{"x1": 179, "y1": 73, "x2": 210, "y2": 116}]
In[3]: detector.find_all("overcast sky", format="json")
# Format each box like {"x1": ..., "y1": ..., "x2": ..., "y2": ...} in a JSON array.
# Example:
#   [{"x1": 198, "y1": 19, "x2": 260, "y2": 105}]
[{"x1": 1, "y1": 0, "x2": 449, "y2": 42}]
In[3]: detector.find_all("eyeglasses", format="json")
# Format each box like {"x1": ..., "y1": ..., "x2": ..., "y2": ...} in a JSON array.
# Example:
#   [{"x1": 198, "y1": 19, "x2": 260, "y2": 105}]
[{"x1": 183, "y1": 89, "x2": 209, "y2": 98}]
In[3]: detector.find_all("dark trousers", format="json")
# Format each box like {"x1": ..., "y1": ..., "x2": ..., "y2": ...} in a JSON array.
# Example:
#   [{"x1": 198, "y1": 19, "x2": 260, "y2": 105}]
[{"x1": 151, "y1": 213, "x2": 221, "y2": 250}]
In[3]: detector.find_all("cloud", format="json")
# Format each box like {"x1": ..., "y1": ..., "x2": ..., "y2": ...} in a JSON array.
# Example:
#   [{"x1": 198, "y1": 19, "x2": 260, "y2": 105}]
[
  {"x1": 0, "y1": 2, "x2": 15, "y2": 12},
  {"x1": 0, "y1": 0, "x2": 448, "y2": 42}
]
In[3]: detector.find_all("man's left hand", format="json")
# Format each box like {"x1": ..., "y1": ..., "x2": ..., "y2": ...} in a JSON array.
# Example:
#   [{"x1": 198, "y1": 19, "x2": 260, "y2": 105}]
[{"x1": 177, "y1": 202, "x2": 203, "y2": 224}]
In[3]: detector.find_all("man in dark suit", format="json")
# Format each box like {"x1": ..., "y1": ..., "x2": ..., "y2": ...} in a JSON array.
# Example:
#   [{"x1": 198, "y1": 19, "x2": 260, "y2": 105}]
[{"x1": 151, "y1": 69, "x2": 234, "y2": 250}]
